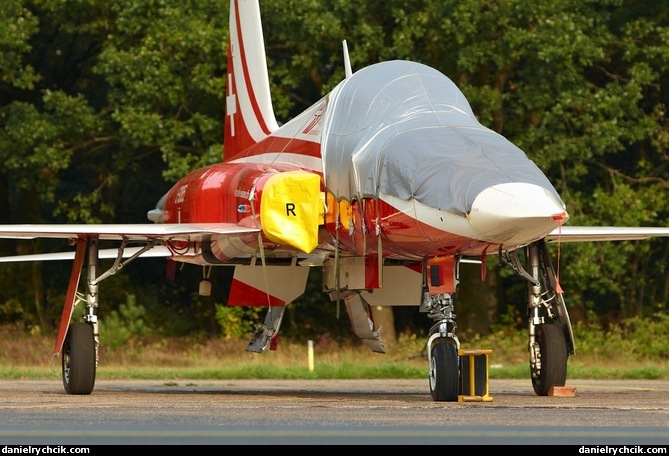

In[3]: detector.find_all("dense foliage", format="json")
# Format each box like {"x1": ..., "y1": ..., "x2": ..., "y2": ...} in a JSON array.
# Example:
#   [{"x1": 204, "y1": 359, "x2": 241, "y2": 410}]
[{"x1": 0, "y1": 0, "x2": 667, "y2": 341}]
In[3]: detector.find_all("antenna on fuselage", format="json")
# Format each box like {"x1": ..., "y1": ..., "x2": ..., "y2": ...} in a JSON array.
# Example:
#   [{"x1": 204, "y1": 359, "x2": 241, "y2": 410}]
[{"x1": 343, "y1": 40, "x2": 352, "y2": 78}]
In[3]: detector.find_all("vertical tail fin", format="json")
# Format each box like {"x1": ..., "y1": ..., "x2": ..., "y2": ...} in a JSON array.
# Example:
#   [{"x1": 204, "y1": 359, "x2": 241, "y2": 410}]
[{"x1": 224, "y1": 0, "x2": 279, "y2": 162}]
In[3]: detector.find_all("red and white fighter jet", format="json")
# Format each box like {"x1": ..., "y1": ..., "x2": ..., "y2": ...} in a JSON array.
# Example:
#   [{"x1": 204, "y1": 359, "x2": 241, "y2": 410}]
[{"x1": 0, "y1": 0, "x2": 667, "y2": 401}]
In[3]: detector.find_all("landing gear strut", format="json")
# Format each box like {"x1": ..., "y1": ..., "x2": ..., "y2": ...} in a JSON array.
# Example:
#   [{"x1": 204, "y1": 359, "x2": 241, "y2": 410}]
[
  {"x1": 58, "y1": 237, "x2": 155, "y2": 395},
  {"x1": 422, "y1": 255, "x2": 461, "y2": 402},
  {"x1": 504, "y1": 240, "x2": 574, "y2": 396},
  {"x1": 61, "y1": 239, "x2": 100, "y2": 395},
  {"x1": 526, "y1": 240, "x2": 573, "y2": 395}
]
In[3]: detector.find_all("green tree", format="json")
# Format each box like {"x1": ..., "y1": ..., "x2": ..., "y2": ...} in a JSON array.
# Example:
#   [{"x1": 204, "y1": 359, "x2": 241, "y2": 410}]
[{"x1": 0, "y1": 0, "x2": 229, "y2": 332}]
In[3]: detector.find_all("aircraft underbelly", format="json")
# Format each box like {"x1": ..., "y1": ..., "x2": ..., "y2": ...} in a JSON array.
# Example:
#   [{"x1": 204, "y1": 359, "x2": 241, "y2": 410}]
[{"x1": 360, "y1": 264, "x2": 423, "y2": 306}]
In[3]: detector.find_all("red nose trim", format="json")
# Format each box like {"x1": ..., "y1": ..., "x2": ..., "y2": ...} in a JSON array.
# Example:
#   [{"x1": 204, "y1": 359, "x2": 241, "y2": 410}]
[{"x1": 551, "y1": 212, "x2": 567, "y2": 222}]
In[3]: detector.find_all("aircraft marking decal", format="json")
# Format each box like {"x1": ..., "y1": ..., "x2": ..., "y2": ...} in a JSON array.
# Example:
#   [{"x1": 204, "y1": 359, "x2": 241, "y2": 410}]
[
  {"x1": 226, "y1": 71, "x2": 237, "y2": 137},
  {"x1": 301, "y1": 102, "x2": 325, "y2": 136}
]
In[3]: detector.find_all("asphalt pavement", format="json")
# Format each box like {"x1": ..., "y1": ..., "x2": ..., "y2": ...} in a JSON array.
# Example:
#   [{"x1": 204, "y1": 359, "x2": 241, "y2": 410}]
[{"x1": 0, "y1": 378, "x2": 668, "y2": 445}]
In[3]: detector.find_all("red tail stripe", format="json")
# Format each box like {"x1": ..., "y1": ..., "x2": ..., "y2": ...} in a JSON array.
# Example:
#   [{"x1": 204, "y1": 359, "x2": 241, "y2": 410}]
[{"x1": 233, "y1": 0, "x2": 272, "y2": 137}]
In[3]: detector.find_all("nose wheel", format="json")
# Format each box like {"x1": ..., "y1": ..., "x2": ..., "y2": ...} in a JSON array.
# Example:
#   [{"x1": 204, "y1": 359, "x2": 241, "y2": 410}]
[{"x1": 428, "y1": 341, "x2": 459, "y2": 402}]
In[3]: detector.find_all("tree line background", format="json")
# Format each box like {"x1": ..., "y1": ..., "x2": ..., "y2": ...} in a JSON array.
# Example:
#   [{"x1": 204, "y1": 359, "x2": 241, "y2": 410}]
[{"x1": 0, "y1": 0, "x2": 667, "y2": 344}]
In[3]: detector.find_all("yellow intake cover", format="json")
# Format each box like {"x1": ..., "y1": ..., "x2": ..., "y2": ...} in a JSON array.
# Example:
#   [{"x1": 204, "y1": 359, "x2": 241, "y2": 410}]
[{"x1": 260, "y1": 171, "x2": 321, "y2": 253}]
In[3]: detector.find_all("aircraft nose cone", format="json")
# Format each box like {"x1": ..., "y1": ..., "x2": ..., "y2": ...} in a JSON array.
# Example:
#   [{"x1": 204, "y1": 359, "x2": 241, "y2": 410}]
[{"x1": 468, "y1": 182, "x2": 568, "y2": 244}]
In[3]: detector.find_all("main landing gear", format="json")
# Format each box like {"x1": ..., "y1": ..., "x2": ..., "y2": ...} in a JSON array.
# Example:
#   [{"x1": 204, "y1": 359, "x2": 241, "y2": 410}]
[
  {"x1": 57, "y1": 237, "x2": 155, "y2": 395},
  {"x1": 60, "y1": 239, "x2": 102, "y2": 395},
  {"x1": 524, "y1": 240, "x2": 573, "y2": 395}
]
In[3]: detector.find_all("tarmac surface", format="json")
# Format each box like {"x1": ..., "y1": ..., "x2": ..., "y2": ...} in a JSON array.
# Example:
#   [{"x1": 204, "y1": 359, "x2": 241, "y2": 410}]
[{"x1": 0, "y1": 378, "x2": 668, "y2": 445}]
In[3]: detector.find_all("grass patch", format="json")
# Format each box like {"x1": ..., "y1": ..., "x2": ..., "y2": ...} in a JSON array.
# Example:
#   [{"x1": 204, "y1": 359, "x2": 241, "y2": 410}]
[{"x1": 0, "y1": 322, "x2": 668, "y2": 381}]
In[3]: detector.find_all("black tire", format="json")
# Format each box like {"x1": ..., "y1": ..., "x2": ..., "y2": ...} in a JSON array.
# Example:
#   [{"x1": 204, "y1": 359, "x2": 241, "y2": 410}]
[
  {"x1": 62, "y1": 322, "x2": 96, "y2": 395},
  {"x1": 531, "y1": 324, "x2": 568, "y2": 396},
  {"x1": 429, "y1": 342, "x2": 459, "y2": 402}
]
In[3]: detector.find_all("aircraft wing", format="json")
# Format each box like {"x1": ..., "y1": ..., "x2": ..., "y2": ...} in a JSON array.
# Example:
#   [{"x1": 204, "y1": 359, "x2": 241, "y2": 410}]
[
  {"x1": 0, "y1": 223, "x2": 260, "y2": 262},
  {"x1": 0, "y1": 246, "x2": 174, "y2": 263},
  {"x1": 0, "y1": 223, "x2": 259, "y2": 241},
  {"x1": 547, "y1": 226, "x2": 669, "y2": 243}
]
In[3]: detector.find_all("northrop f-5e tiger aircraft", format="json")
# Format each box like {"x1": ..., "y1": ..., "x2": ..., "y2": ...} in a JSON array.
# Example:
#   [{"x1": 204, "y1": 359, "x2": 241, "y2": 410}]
[{"x1": 0, "y1": 0, "x2": 667, "y2": 402}]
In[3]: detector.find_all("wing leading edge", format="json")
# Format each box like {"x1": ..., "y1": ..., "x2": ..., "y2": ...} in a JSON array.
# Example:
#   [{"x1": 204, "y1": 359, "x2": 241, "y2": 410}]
[
  {"x1": 0, "y1": 223, "x2": 259, "y2": 241},
  {"x1": 0, "y1": 223, "x2": 260, "y2": 263},
  {"x1": 547, "y1": 226, "x2": 669, "y2": 243},
  {"x1": 0, "y1": 224, "x2": 667, "y2": 261}
]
